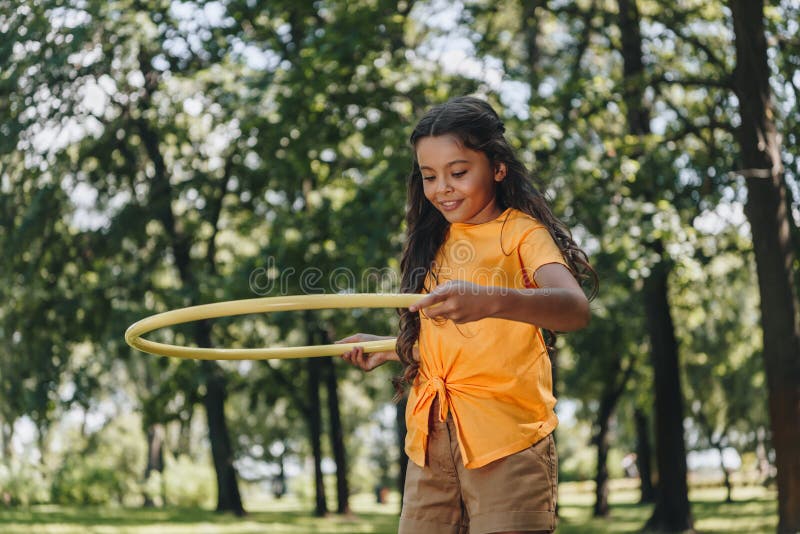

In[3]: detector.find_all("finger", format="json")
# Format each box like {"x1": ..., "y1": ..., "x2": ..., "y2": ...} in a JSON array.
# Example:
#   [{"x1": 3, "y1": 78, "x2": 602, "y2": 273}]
[
  {"x1": 409, "y1": 292, "x2": 447, "y2": 313},
  {"x1": 344, "y1": 352, "x2": 358, "y2": 366},
  {"x1": 356, "y1": 348, "x2": 370, "y2": 369},
  {"x1": 424, "y1": 301, "x2": 452, "y2": 320}
]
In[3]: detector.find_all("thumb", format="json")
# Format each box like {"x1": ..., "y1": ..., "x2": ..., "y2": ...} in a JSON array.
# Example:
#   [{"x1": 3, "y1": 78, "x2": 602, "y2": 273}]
[{"x1": 409, "y1": 286, "x2": 448, "y2": 312}]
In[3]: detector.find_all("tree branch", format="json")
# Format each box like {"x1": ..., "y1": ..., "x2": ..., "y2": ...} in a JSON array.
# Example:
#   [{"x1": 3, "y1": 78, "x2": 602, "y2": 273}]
[
  {"x1": 651, "y1": 71, "x2": 734, "y2": 91},
  {"x1": 658, "y1": 3, "x2": 729, "y2": 72},
  {"x1": 205, "y1": 155, "x2": 234, "y2": 275}
]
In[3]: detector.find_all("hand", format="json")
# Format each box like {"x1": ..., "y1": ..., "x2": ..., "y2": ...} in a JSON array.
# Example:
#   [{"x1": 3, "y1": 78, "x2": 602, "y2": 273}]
[
  {"x1": 408, "y1": 280, "x2": 496, "y2": 324},
  {"x1": 335, "y1": 333, "x2": 397, "y2": 372}
]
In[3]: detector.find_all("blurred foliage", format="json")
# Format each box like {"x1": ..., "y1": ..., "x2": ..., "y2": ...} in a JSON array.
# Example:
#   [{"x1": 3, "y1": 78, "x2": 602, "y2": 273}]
[
  {"x1": 0, "y1": 0, "x2": 797, "y2": 519},
  {"x1": 50, "y1": 414, "x2": 146, "y2": 506}
]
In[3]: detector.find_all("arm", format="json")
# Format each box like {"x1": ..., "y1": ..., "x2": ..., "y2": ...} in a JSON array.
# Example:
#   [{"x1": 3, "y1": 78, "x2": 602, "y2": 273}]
[
  {"x1": 336, "y1": 334, "x2": 418, "y2": 371},
  {"x1": 408, "y1": 264, "x2": 590, "y2": 332},
  {"x1": 488, "y1": 263, "x2": 590, "y2": 331}
]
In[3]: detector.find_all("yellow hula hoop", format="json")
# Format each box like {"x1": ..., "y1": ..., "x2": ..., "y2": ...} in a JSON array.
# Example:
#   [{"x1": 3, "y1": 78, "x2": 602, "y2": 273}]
[{"x1": 124, "y1": 293, "x2": 424, "y2": 361}]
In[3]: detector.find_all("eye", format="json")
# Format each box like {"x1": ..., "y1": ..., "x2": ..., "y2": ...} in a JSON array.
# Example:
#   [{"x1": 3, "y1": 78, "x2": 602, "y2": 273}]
[
  {"x1": 422, "y1": 175, "x2": 435, "y2": 181},
  {"x1": 452, "y1": 171, "x2": 466, "y2": 178}
]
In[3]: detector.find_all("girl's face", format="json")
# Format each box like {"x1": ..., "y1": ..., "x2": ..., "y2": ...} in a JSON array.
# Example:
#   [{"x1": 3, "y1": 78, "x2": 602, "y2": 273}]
[{"x1": 416, "y1": 135, "x2": 506, "y2": 225}]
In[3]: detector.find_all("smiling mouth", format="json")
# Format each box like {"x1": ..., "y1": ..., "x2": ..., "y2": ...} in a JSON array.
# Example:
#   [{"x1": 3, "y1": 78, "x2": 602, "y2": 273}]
[{"x1": 440, "y1": 200, "x2": 462, "y2": 210}]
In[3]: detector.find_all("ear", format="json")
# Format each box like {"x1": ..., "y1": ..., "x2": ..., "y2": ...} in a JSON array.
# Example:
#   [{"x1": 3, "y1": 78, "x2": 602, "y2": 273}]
[{"x1": 494, "y1": 162, "x2": 507, "y2": 182}]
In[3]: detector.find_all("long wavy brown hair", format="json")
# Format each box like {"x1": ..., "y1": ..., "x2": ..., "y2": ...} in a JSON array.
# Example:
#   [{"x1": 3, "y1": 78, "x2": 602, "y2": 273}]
[{"x1": 393, "y1": 96, "x2": 598, "y2": 399}]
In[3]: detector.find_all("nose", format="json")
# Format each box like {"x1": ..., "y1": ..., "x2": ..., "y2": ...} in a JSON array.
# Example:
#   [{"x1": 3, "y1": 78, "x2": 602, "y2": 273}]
[{"x1": 435, "y1": 177, "x2": 453, "y2": 194}]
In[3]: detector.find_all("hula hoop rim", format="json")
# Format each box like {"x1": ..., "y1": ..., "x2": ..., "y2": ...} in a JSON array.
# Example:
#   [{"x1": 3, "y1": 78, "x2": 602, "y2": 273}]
[{"x1": 125, "y1": 293, "x2": 424, "y2": 361}]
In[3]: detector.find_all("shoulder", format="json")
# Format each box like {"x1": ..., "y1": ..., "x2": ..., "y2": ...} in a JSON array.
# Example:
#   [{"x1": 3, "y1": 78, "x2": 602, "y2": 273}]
[
  {"x1": 503, "y1": 209, "x2": 565, "y2": 263},
  {"x1": 503, "y1": 208, "x2": 549, "y2": 241}
]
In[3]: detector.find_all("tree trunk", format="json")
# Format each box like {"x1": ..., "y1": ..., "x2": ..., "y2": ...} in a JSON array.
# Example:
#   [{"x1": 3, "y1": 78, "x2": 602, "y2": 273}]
[
  {"x1": 617, "y1": 0, "x2": 693, "y2": 530},
  {"x1": 635, "y1": 408, "x2": 656, "y2": 503},
  {"x1": 322, "y1": 355, "x2": 350, "y2": 514},
  {"x1": 143, "y1": 423, "x2": 165, "y2": 507},
  {"x1": 138, "y1": 88, "x2": 244, "y2": 516},
  {"x1": 307, "y1": 356, "x2": 328, "y2": 517},
  {"x1": 35, "y1": 424, "x2": 48, "y2": 467},
  {"x1": 177, "y1": 407, "x2": 193, "y2": 457},
  {"x1": 273, "y1": 452, "x2": 287, "y2": 499},
  {"x1": 200, "y1": 358, "x2": 245, "y2": 516},
  {"x1": 730, "y1": 2, "x2": 800, "y2": 531},
  {"x1": 190, "y1": 318, "x2": 245, "y2": 516},
  {"x1": 593, "y1": 407, "x2": 611, "y2": 517},
  {"x1": 755, "y1": 426, "x2": 772, "y2": 483},
  {"x1": 642, "y1": 254, "x2": 693, "y2": 532},
  {"x1": 717, "y1": 445, "x2": 733, "y2": 503},
  {"x1": 0, "y1": 421, "x2": 10, "y2": 461},
  {"x1": 593, "y1": 361, "x2": 632, "y2": 517},
  {"x1": 396, "y1": 395, "x2": 408, "y2": 501}
]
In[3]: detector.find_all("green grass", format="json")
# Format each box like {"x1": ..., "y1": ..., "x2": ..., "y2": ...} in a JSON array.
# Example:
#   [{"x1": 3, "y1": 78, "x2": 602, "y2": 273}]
[
  {"x1": 557, "y1": 480, "x2": 778, "y2": 533},
  {"x1": 0, "y1": 491, "x2": 397, "y2": 534},
  {"x1": 0, "y1": 481, "x2": 777, "y2": 533}
]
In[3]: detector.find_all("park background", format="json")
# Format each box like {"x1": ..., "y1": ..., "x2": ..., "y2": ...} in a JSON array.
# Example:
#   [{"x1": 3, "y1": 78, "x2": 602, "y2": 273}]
[{"x1": 1, "y1": 0, "x2": 798, "y2": 532}]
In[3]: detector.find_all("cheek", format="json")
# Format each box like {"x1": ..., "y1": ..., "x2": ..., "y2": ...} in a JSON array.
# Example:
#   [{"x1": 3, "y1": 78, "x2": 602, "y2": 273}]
[{"x1": 422, "y1": 181, "x2": 435, "y2": 199}]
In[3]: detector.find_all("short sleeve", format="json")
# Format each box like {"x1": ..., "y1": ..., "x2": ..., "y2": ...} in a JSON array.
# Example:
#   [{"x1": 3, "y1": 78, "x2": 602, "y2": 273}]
[{"x1": 517, "y1": 227, "x2": 569, "y2": 288}]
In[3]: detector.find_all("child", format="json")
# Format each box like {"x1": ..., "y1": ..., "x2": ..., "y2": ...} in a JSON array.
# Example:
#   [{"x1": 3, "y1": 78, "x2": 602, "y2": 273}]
[{"x1": 337, "y1": 96, "x2": 597, "y2": 534}]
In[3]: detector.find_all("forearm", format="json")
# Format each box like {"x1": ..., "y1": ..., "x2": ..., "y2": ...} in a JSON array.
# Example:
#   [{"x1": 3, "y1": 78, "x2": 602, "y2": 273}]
[
  {"x1": 387, "y1": 347, "x2": 401, "y2": 362},
  {"x1": 488, "y1": 287, "x2": 590, "y2": 332},
  {"x1": 370, "y1": 335, "x2": 402, "y2": 362},
  {"x1": 377, "y1": 335, "x2": 417, "y2": 362}
]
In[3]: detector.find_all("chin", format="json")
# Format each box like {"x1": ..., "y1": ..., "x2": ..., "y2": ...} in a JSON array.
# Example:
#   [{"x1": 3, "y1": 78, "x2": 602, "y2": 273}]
[{"x1": 441, "y1": 213, "x2": 462, "y2": 223}]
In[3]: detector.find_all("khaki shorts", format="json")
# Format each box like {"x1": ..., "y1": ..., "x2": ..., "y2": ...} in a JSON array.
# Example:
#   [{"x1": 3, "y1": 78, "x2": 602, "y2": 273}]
[{"x1": 399, "y1": 399, "x2": 558, "y2": 534}]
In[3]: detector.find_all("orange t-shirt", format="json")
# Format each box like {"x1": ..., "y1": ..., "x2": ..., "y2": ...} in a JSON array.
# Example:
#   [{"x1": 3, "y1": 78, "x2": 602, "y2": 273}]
[{"x1": 405, "y1": 207, "x2": 570, "y2": 469}]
